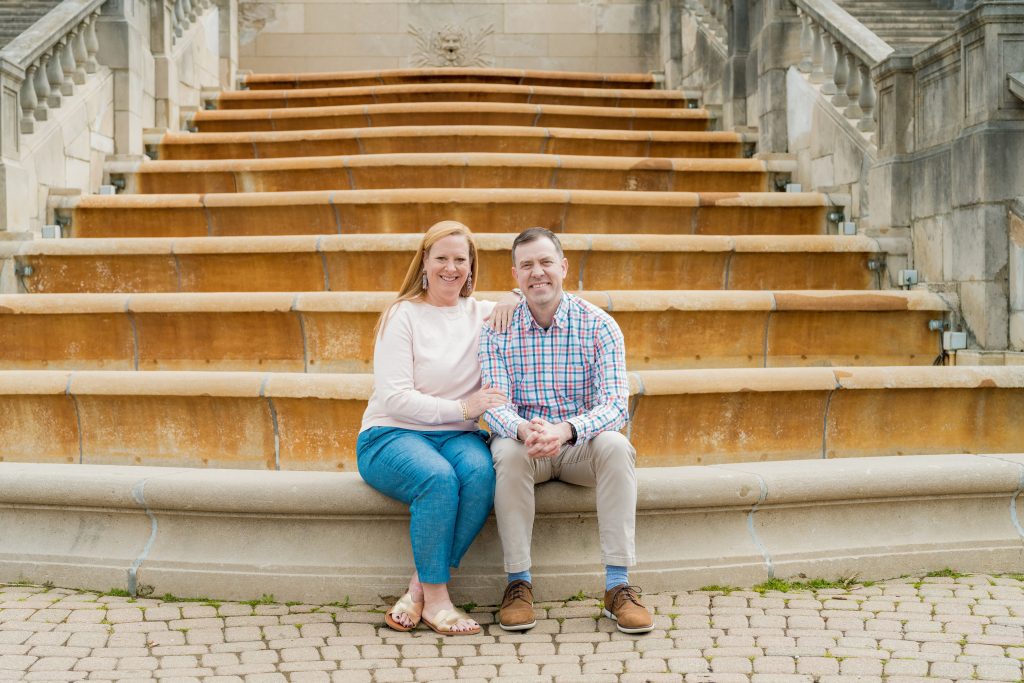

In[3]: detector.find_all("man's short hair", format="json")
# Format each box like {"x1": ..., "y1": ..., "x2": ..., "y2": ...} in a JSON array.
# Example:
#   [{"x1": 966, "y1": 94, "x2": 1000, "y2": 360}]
[{"x1": 511, "y1": 227, "x2": 564, "y2": 263}]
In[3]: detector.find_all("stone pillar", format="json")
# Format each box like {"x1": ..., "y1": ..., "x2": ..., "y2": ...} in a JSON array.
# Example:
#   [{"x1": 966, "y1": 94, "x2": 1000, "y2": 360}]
[
  {"x1": 218, "y1": 0, "x2": 238, "y2": 89},
  {"x1": 659, "y1": 0, "x2": 684, "y2": 90},
  {"x1": 753, "y1": 0, "x2": 802, "y2": 152},
  {"x1": 96, "y1": 0, "x2": 153, "y2": 155},
  {"x1": 867, "y1": 55, "x2": 914, "y2": 242},
  {"x1": 722, "y1": 0, "x2": 750, "y2": 129},
  {"x1": 1011, "y1": 200, "x2": 1024, "y2": 351},
  {"x1": 152, "y1": 0, "x2": 178, "y2": 129},
  {"x1": 947, "y1": 3, "x2": 1024, "y2": 349},
  {"x1": 0, "y1": 58, "x2": 29, "y2": 233}
]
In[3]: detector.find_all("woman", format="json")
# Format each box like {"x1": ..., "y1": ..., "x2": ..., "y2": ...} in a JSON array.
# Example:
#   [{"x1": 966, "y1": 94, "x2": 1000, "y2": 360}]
[{"x1": 357, "y1": 220, "x2": 515, "y2": 636}]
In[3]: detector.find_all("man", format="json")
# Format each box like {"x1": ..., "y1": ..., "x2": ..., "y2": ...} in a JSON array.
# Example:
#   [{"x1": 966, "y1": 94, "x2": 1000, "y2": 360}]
[{"x1": 478, "y1": 227, "x2": 653, "y2": 634}]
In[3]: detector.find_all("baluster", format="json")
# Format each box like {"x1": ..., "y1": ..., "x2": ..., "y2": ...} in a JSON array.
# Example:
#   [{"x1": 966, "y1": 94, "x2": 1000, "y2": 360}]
[
  {"x1": 72, "y1": 24, "x2": 88, "y2": 84},
  {"x1": 821, "y1": 34, "x2": 836, "y2": 95},
  {"x1": 843, "y1": 52, "x2": 863, "y2": 119},
  {"x1": 60, "y1": 31, "x2": 77, "y2": 95},
  {"x1": 810, "y1": 24, "x2": 825, "y2": 84},
  {"x1": 46, "y1": 44, "x2": 64, "y2": 108},
  {"x1": 33, "y1": 54, "x2": 51, "y2": 120},
  {"x1": 798, "y1": 12, "x2": 813, "y2": 74},
  {"x1": 20, "y1": 66, "x2": 39, "y2": 134},
  {"x1": 182, "y1": 0, "x2": 193, "y2": 28},
  {"x1": 174, "y1": 0, "x2": 185, "y2": 37},
  {"x1": 85, "y1": 12, "x2": 99, "y2": 73},
  {"x1": 830, "y1": 39, "x2": 849, "y2": 107},
  {"x1": 186, "y1": 0, "x2": 196, "y2": 23},
  {"x1": 857, "y1": 63, "x2": 876, "y2": 132}
]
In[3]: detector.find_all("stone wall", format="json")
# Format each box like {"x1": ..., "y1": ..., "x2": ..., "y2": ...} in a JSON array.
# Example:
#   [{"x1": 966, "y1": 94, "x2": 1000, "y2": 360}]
[
  {"x1": 236, "y1": 0, "x2": 660, "y2": 75},
  {"x1": 871, "y1": 3, "x2": 1024, "y2": 351},
  {"x1": 0, "y1": 0, "x2": 237, "y2": 235}
]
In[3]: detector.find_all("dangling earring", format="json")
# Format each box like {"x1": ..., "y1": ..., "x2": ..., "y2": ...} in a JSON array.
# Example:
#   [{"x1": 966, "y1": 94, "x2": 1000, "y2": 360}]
[
  {"x1": 421, "y1": 271, "x2": 428, "y2": 290},
  {"x1": 463, "y1": 272, "x2": 473, "y2": 295}
]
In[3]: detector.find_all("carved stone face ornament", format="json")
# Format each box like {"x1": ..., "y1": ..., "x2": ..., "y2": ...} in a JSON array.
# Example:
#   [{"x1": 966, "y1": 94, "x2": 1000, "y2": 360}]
[{"x1": 409, "y1": 22, "x2": 494, "y2": 68}]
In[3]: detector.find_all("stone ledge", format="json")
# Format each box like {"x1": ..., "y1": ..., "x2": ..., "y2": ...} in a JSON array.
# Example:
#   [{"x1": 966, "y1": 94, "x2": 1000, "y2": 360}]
[{"x1": 0, "y1": 454, "x2": 1021, "y2": 603}]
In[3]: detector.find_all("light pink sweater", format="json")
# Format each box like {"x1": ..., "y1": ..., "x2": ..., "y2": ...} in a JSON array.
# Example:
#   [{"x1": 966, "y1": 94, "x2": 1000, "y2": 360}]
[{"x1": 360, "y1": 297, "x2": 496, "y2": 433}]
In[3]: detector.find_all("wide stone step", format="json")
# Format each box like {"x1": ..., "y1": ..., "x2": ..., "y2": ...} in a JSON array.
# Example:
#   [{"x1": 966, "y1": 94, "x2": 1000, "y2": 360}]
[
  {"x1": 213, "y1": 83, "x2": 690, "y2": 111},
  {"x1": 2, "y1": 234, "x2": 883, "y2": 293},
  {"x1": 0, "y1": 290, "x2": 947, "y2": 373},
  {"x1": 153, "y1": 126, "x2": 745, "y2": 161},
  {"x1": 1, "y1": 366, "x2": 1020, "y2": 469},
  {"x1": 54, "y1": 189, "x2": 827, "y2": 238},
  {"x1": 243, "y1": 67, "x2": 657, "y2": 91},
  {"x1": 3, "y1": 455, "x2": 1022, "y2": 602},
  {"x1": 153, "y1": 126, "x2": 746, "y2": 161},
  {"x1": 189, "y1": 102, "x2": 710, "y2": 134},
  {"x1": 120, "y1": 154, "x2": 768, "y2": 195}
]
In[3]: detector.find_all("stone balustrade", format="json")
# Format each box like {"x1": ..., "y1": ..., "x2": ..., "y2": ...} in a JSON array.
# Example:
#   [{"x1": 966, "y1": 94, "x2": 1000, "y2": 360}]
[
  {"x1": 685, "y1": 0, "x2": 730, "y2": 52},
  {"x1": 0, "y1": 0, "x2": 103, "y2": 137},
  {"x1": 791, "y1": 0, "x2": 893, "y2": 145}
]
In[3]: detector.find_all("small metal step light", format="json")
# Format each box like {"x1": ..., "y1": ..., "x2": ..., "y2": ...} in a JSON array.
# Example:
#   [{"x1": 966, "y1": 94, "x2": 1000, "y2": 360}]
[
  {"x1": 14, "y1": 263, "x2": 33, "y2": 277},
  {"x1": 898, "y1": 269, "x2": 918, "y2": 287},
  {"x1": 98, "y1": 184, "x2": 117, "y2": 195},
  {"x1": 785, "y1": 183, "x2": 802, "y2": 192},
  {"x1": 41, "y1": 224, "x2": 62, "y2": 239},
  {"x1": 841, "y1": 221, "x2": 857, "y2": 235},
  {"x1": 943, "y1": 331, "x2": 968, "y2": 351}
]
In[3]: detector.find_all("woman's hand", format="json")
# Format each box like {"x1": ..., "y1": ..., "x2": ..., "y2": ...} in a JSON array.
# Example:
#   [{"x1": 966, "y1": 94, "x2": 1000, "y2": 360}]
[
  {"x1": 462, "y1": 384, "x2": 508, "y2": 419},
  {"x1": 485, "y1": 292, "x2": 521, "y2": 333}
]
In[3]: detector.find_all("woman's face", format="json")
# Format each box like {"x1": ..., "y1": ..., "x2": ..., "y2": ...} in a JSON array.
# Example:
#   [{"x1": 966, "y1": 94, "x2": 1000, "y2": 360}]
[{"x1": 423, "y1": 234, "x2": 472, "y2": 300}]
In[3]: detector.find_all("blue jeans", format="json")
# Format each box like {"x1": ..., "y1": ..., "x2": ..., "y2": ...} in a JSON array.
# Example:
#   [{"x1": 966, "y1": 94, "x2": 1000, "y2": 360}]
[{"x1": 356, "y1": 427, "x2": 496, "y2": 584}]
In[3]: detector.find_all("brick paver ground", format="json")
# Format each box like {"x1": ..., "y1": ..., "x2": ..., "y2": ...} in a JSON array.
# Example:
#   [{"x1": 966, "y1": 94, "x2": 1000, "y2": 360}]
[{"x1": 1, "y1": 574, "x2": 1022, "y2": 682}]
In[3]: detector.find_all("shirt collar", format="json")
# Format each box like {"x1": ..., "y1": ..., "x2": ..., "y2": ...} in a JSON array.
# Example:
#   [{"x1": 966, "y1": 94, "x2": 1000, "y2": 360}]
[{"x1": 525, "y1": 292, "x2": 570, "y2": 331}]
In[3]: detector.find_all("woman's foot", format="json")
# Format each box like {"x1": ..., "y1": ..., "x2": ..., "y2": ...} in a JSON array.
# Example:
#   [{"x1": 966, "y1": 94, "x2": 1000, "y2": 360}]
[
  {"x1": 386, "y1": 575, "x2": 425, "y2": 630},
  {"x1": 421, "y1": 600, "x2": 479, "y2": 633},
  {"x1": 421, "y1": 581, "x2": 479, "y2": 634}
]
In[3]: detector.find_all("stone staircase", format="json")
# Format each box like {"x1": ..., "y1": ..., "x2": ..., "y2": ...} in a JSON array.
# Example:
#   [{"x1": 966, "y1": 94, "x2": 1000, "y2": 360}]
[
  {"x1": 834, "y1": 0, "x2": 962, "y2": 52},
  {"x1": 0, "y1": 0, "x2": 62, "y2": 49},
  {"x1": 2, "y1": 66, "x2": 1024, "y2": 601},
  {"x1": 2, "y1": 66, "x2": 1023, "y2": 473}
]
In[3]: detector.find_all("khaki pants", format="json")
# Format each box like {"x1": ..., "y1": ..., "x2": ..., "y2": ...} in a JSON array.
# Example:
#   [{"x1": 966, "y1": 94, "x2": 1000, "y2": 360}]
[{"x1": 490, "y1": 431, "x2": 637, "y2": 572}]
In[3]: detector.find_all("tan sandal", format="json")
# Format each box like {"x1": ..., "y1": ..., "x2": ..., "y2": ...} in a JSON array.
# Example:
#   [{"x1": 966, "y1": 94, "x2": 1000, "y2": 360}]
[
  {"x1": 420, "y1": 607, "x2": 482, "y2": 636},
  {"x1": 384, "y1": 592, "x2": 423, "y2": 632}
]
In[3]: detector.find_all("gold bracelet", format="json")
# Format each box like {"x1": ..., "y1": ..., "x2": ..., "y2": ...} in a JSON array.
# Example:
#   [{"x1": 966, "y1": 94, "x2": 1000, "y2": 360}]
[{"x1": 461, "y1": 400, "x2": 469, "y2": 421}]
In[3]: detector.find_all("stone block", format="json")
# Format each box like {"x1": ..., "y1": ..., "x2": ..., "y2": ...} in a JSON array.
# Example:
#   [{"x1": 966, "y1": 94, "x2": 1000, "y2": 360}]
[
  {"x1": 547, "y1": 35, "x2": 599, "y2": 59},
  {"x1": 911, "y1": 149, "x2": 953, "y2": 221},
  {"x1": 304, "y1": 4, "x2": 392, "y2": 35},
  {"x1": 948, "y1": 204, "x2": 1009, "y2": 282},
  {"x1": 597, "y1": 3, "x2": 657, "y2": 35},
  {"x1": 505, "y1": 4, "x2": 596, "y2": 35},
  {"x1": 911, "y1": 214, "x2": 948, "y2": 283},
  {"x1": 952, "y1": 126, "x2": 1024, "y2": 207},
  {"x1": 493, "y1": 34, "x2": 546, "y2": 58},
  {"x1": 961, "y1": 280, "x2": 1010, "y2": 349}
]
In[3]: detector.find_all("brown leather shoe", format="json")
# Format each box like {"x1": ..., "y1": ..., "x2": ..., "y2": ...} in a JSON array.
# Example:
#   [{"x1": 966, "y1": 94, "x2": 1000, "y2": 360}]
[
  {"x1": 498, "y1": 579, "x2": 536, "y2": 631},
  {"x1": 603, "y1": 584, "x2": 654, "y2": 634}
]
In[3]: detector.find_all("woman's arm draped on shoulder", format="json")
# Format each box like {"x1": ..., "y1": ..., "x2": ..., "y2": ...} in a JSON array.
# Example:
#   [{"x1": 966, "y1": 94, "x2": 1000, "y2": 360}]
[{"x1": 375, "y1": 303, "x2": 464, "y2": 425}]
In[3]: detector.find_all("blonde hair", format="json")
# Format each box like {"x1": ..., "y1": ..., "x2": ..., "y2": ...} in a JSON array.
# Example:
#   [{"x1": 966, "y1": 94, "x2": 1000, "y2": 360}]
[{"x1": 375, "y1": 220, "x2": 479, "y2": 338}]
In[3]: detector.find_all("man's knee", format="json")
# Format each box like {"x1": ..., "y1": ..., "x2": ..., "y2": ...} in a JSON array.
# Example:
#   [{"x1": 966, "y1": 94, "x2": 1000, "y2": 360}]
[
  {"x1": 590, "y1": 431, "x2": 636, "y2": 470},
  {"x1": 490, "y1": 437, "x2": 530, "y2": 473}
]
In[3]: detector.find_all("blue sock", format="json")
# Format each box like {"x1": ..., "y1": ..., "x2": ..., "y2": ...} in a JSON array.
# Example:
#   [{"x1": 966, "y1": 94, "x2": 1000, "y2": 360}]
[
  {"x1": 508, "y1": 570, "x2": 532, "y2": 585},
  {"x1": 605, "y1": 565, "x2": 629, "y2": 591}
]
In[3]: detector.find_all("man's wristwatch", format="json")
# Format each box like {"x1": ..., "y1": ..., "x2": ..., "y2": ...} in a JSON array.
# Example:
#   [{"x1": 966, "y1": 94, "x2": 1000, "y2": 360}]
[{"x1": 567, "y1": 422, "x2": 578, "y2": 445}]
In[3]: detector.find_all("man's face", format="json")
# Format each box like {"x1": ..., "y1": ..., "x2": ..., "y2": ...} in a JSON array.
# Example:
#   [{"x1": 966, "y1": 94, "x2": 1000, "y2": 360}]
[{"x1": 512, "y1": 236, "x2": 568, "y2": 309}]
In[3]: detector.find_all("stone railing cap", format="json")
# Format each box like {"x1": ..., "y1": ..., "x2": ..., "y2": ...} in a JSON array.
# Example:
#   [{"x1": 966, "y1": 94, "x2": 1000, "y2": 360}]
[{"x1": 0, "y1": 0, "x2": 102, "y2": 71}]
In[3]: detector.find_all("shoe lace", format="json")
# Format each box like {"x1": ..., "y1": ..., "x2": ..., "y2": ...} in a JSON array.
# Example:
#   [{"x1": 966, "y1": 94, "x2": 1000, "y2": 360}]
[
  {"x1": 505, "y1": 581, "x2": 529, "y2": 603},
  {"x1": 612, "y1": 584, "x2": 644, "y2": 609}
]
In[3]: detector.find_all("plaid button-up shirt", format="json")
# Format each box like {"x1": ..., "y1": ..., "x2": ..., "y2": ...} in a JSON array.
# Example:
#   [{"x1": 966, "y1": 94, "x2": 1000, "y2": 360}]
[{"x1": 478, "y1": 292, "x2": 630, "y2": 442}]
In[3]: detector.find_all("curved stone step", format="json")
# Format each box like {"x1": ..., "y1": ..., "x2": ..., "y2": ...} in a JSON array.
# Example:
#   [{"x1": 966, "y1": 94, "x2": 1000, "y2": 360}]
[
  {"x1": 122, "y1": 154, "x2": 768, "y2": 195},
  {"x1": 155, "y1": 126, "x2": 747, "y2": 161},
  {"x1": 1, "y1": 454, "x2": 1021, "y2": 602},
  {"x1": 243, "y1": 67, "x2": 657, "y2": 91},
  {"x1": 53, "y1": 189, "x2": 827, "y2": 238},
  {"x1": 189, "y1": 102, "x2": 710, "y2": 134},
  {"x1": 2, "y1": 234, "x2": 883, "y2": 293},
  {"x1": 214, "y1": 83, "x2": 690, "y2": 111},
  {"x1": 0, "y1": 290, "x2": 948, "y2": 373},
  {"x1": 0, "y1": 366, "x2": 1020, "y2": 469}
]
